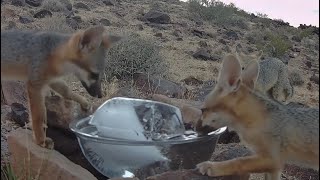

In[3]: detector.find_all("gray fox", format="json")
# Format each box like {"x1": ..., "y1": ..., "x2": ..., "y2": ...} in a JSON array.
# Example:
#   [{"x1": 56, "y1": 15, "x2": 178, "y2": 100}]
[
  {"x1": 234, "y1": 48, "x2": 293, "y2": 103},
  {"x1": 196, "y1": 54, "x2": 319, "y2": 180},
  {"x1": 1, "y1": 26, "x2": 121, "y2": 148}
]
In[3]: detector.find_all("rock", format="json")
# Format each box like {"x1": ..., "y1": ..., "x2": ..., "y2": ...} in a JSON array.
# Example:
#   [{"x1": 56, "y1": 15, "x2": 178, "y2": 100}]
[
  {"x1": 9, "y1": 94, "x2": 90, "y2": 130},
  {"x1": 224, "y1": 30, "x2": 239, "y2": 40},
  {"x1": 7, "y1": 128, "x2": 97, "y2": 180},
  {"x1": 45, "y1": 95, "x2": 90, "y2": 130},
  {"x1": 46, "y1": 127, "x2": 107, "y2": 180},
  {"x1": 133, "y1": 73, "x2": 187, "y2": 98},
  {"x1": 154, "y1": 32, "x2": 163, "y2": 37},
  {"x1": 191, "y1": 29, "x2": 207, "y2": 38},
  {"x1": 176, "y1": 37, "x2": 183, "y2": 41},
  {"x1": 181, "y1": 76, "x2": 203, "y2": 86},
  {"x1": 25, "y1": 0, "x2": 43, "y2": 7},
  {"x1": 310, "y1": 74, "x2": 319, "y2": 85},
  {"x1": 199, "y1": 40, "x2": 208, "y2": 47},
  {"x1": 305, "y1": 61, "x2": 312, "y2": 69},
  {"x1": 10, "y1": 103, "x2": 29, "y2": 127},
  {"x1": 59, "y1": 0, "x2": 72, "y2": 11},
  {"x1": 11, "y1": 0, "x2": 25, "y2": 6},
  {"x1": 74, "y1": 2, "x2": 90, "y2": 11},
  {"x1": 137, "y1": 24, "x2": 144, "y2": 30},
  {"x1": 71, "y1": 15, "x2": 82, "y2": 23},
  {"x1": 33, "y1": 9, "x2": 53, "y2": 18},
  {"x1": 1, "y1": 81, "x2": 28, "y2": 107},
  {"x1": 19, "y1": 15, "x2": 34, "y2": 24},
  {"x1": 172, "y1": 29, "x2": 181, "y2": 37},
  {"x1": 102, "y1": 0, "x2": 116, "y2": 6},
  {"x1": 193, "y1": 48, "x2": 211, "y2": 60},
  {"x1": 142, "y1": 10, "x2": 171, "y2": 24},
  {"x1": 146, "y1": 169, "x2": 249, "y2": 180},
  {"x1": 99, "y1": 18, "x2": 111, "y2": 26}
]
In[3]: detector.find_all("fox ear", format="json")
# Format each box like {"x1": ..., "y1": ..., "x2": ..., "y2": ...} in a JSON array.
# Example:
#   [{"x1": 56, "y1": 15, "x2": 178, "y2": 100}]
[
  {"x1": 241, "y1": 60, "x2": 259, "y2": 89},
  {"x1": 102, "y1": 34, "x2": 122, "y2": 49},
  {"x1": 218, "y1": 54, "x2": 242, "y2": 93},
  {"x1": 78, "y1": 26, "x2": 105, "y2": 54}
]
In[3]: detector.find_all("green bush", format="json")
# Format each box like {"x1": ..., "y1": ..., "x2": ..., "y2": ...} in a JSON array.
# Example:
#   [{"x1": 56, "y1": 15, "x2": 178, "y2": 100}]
[
  {"x1": 187, "y1": 0, "x2": 249, "y2": 29},
  {"x1": 105, "y1": 34, "x2": 168, "y2": 81},
  {"x1": 268, "y1": 34, "x2": 292, "y2": 58}
]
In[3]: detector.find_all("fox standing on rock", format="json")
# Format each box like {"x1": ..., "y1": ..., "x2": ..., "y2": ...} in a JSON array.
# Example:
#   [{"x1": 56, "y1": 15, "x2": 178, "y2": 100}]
[
  {"x1": 1, "y1": 26, "x2": 121, "y2": 149},
  {"x1": 196, "y1": 54, "x2": 319, "y2": 180}
]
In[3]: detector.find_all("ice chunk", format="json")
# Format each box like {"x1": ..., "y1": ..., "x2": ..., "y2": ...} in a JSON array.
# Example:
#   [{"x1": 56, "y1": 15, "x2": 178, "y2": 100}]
[{"x1": 89, "y1": 97, "x2": 185, "y2": 141}]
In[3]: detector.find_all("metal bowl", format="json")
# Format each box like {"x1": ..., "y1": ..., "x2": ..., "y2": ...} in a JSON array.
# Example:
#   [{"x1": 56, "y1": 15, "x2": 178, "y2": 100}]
[{"x1": 70, "y1": 97, "x2": 227, "y2": 179}]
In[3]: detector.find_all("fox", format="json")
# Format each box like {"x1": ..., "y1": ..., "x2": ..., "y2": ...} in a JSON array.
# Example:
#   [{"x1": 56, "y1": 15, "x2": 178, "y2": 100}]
[
  {"x1": 196, "y1": 54, "x2": 319, "y2": 180},
  {"x1": 1, "y1": 26, "x2": 121, "y2": 149},
  {"x1": 234, "y1": 47, "x2": 293, "y2": 103}
]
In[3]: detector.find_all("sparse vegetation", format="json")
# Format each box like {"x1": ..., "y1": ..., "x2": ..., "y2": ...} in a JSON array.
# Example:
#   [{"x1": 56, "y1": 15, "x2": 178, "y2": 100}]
[
  {"x1": 41, "y1": 0, "x2": 66, "y2": 12},
  {"x1": 1, "y1": 163, "x2": 17, "y2": 180},
  {"x1": 105, "y1": 34, "x2": 168, "y2": 81},
  {"x1": 267, "y1": 34, "x2": 292, "y2": 58},
  {"x1": 246, "y1": 27, "x2": 292, "y2": 58},
  {"x1": 187, "y1": 0, "x2": 249, "y2": 29},
  {"x1": 289, "y1": 70, "x2": 304, "y2": 86}
]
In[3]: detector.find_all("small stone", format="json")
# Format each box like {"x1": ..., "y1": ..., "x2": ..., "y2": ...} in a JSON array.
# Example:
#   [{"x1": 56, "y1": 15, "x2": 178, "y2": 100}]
[
  {"x1": 73, "y1": 2, "x2": 90, "y2": 11},
  {"x1": 102, "y1": 0, "x2": 116, "y2": 6},
  {"x1": 199, "y1": 40, "x2": 208, "y2": 47},
  {"x1": 154, "y1": 32, "x2": 163, "y2": 37},
  {"x1": 25, "y1": 0, "x2": 43, "y2": 7},
  {"x1": 19, "y1": 15, "x2": 34, "y2": 24},
  {"x1": 193, "y1": 48, "x2": 211, "y2": 60},
  {"x1": 142, "y1": 10, "x2": 170, "y2": 24},
  {"x1": 137, "y1": 24, "x2": 144, "y2": 30},
  {"x1": 33, "y1": 9, "x2": 52, "y2": 18},
  {"x1": 11, "y1": 0, "x2": 25, "y2": 6},
  {"x1": 11, "y1": 103, "x2": 29, "y2": 127},
  {"x1": 99, "y1": 18, "x2": 111, "y2": 26},
  {"x1": 176, "y1": 37, "x2": 183, "y2": 41}
]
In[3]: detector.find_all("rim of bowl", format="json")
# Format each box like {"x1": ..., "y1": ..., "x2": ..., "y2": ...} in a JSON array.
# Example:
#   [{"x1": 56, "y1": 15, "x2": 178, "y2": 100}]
[
  {"x1": 69, "y1": 97, "x2": 227, "y2": 146},
  {"x1": 70, "y1": 116, "x2": 227, "y2": 146}
]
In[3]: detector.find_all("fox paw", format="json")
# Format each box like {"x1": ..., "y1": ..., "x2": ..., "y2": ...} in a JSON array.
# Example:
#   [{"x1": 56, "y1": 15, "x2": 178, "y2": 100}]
[
  {"x1": 196, "y1": 161, "x2": 218, "y2": 177},
  {"x1": 39, "y1": 137, "x2": 54, "y2": 150},
  {"x1": 80, "y1": 102, "x2": 92, "y2": 112}
]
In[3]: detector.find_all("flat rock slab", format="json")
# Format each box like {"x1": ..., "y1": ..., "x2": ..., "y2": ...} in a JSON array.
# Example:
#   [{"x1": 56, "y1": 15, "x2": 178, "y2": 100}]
[
  {"x1": 146, "y1": 169, "x2": 249, "y2": 180},
  {"x1": 7, "y1": 128, "x2": 97, "y2": 180}
]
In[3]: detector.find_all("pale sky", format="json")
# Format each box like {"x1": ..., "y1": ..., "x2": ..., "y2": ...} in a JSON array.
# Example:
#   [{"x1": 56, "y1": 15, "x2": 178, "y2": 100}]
[{"x1": 181, "y1": 0, "x2": 319, "y2": 27}]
